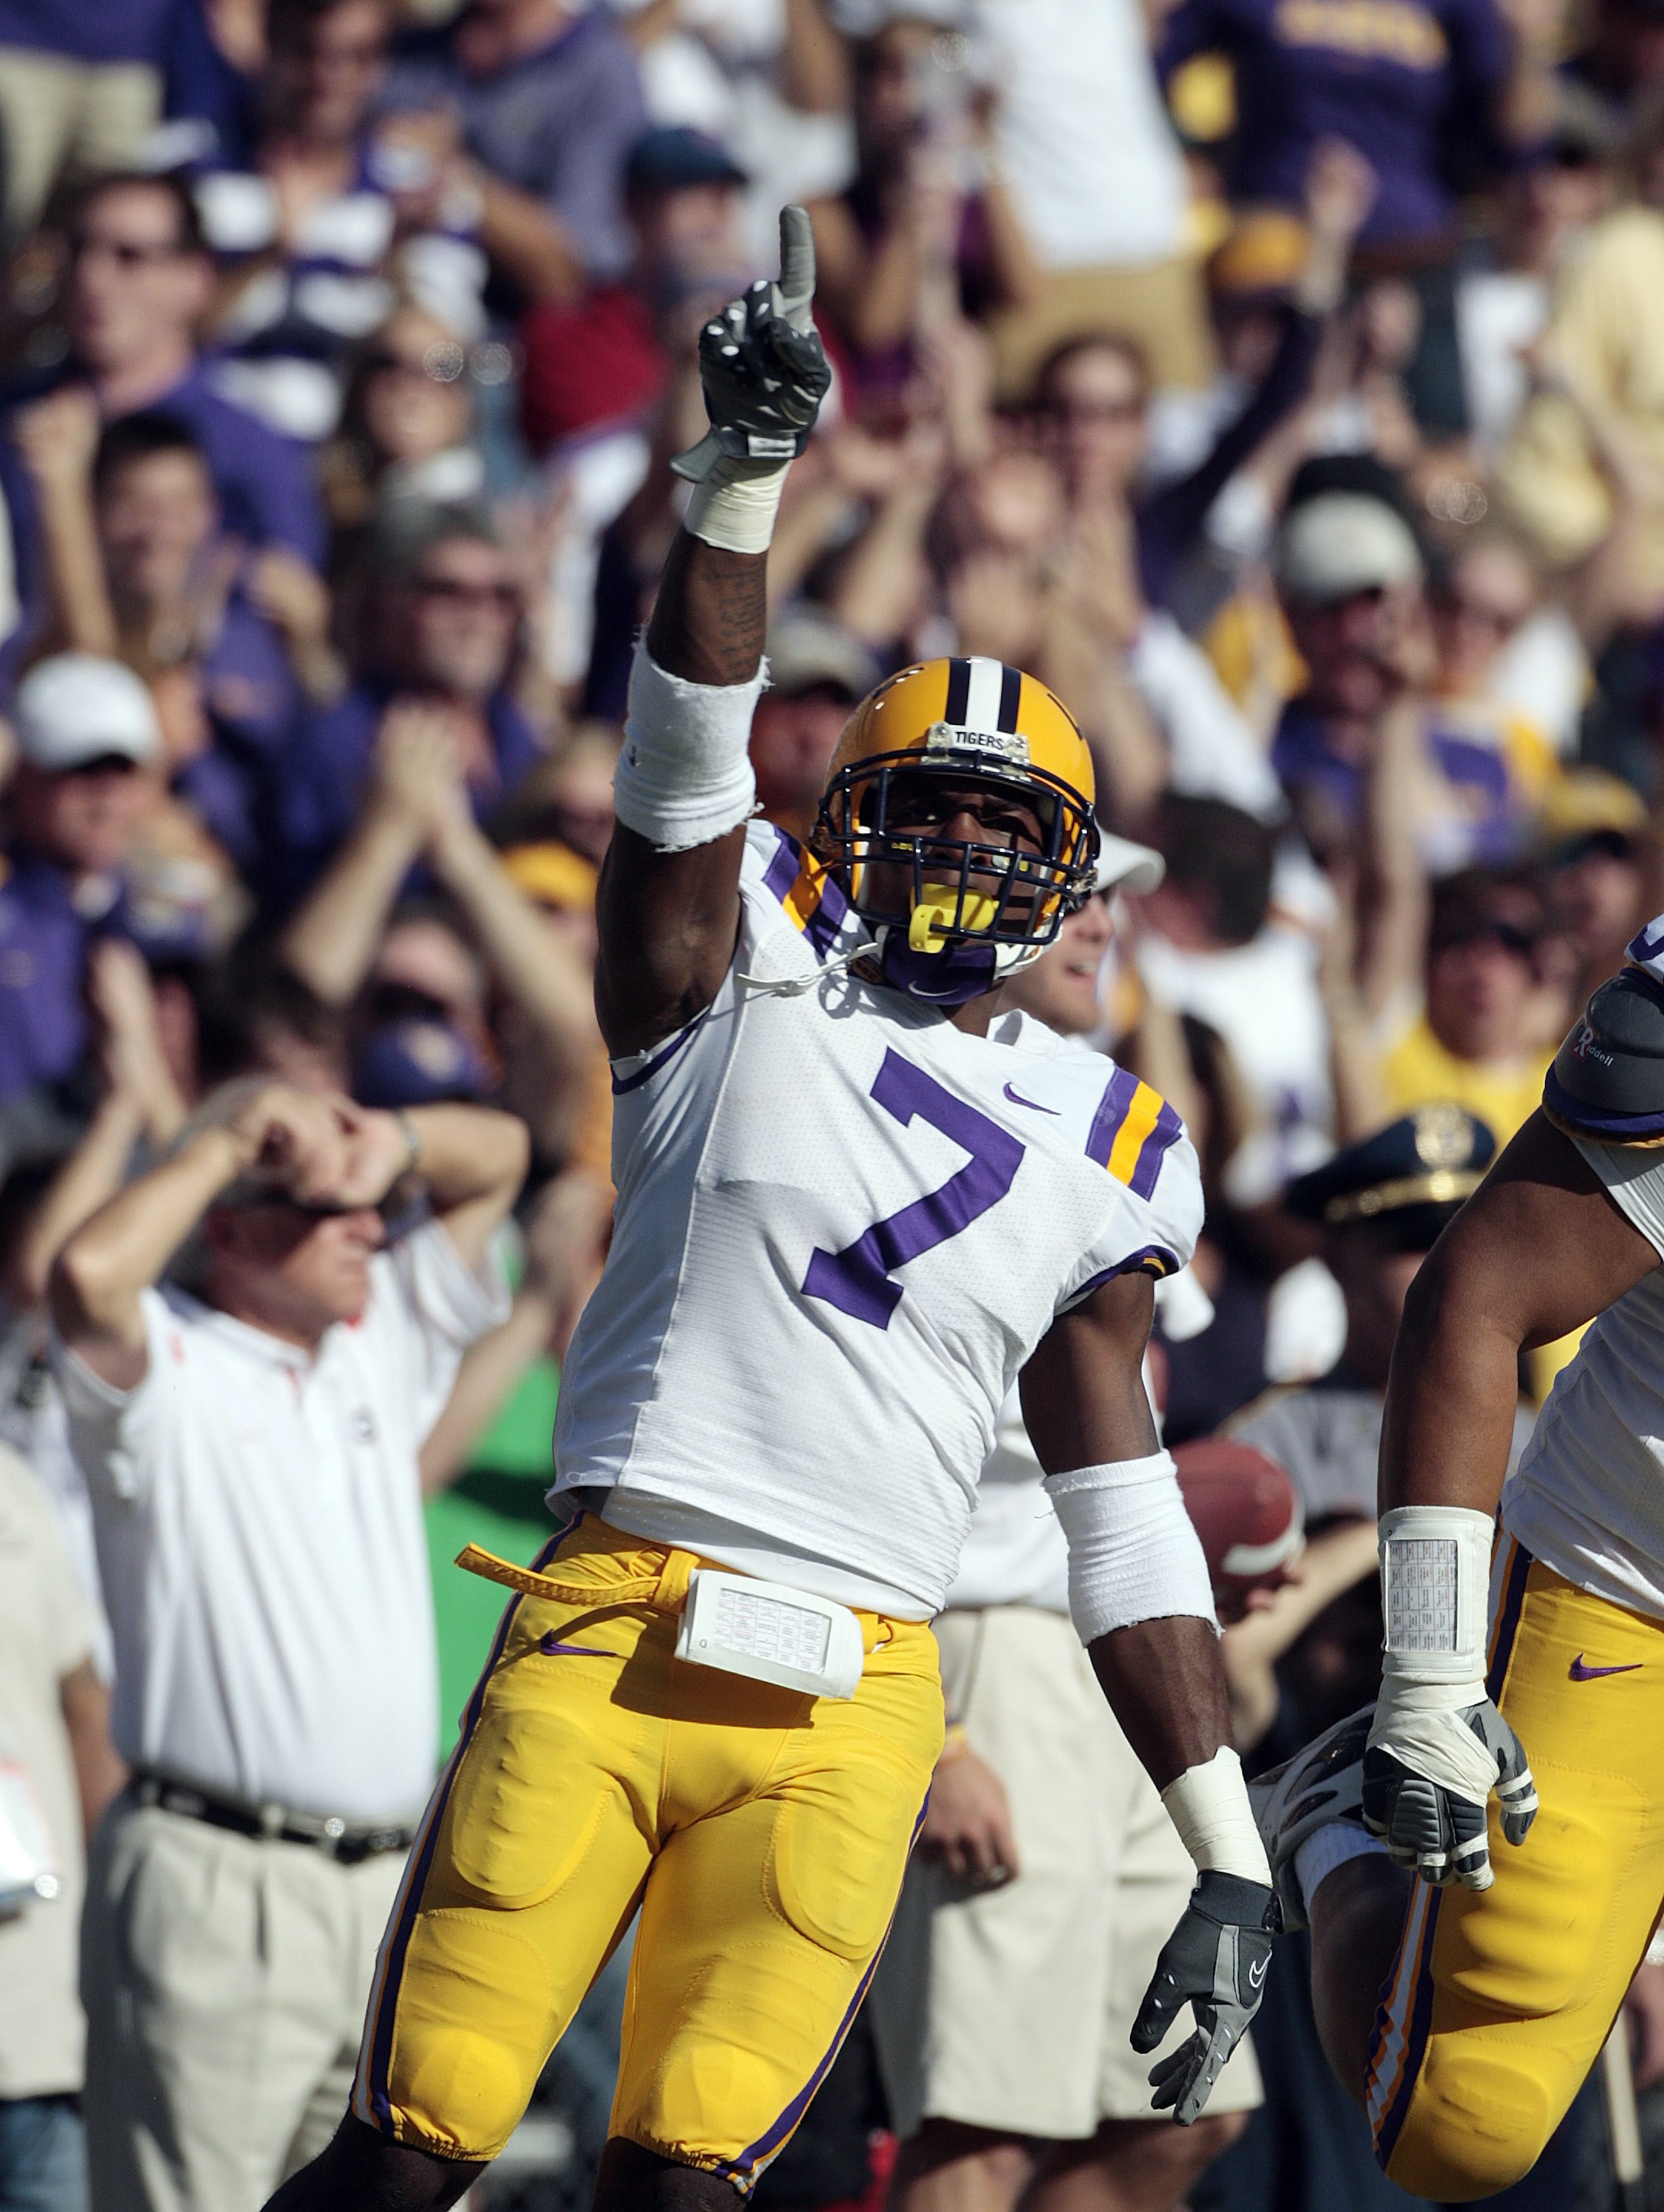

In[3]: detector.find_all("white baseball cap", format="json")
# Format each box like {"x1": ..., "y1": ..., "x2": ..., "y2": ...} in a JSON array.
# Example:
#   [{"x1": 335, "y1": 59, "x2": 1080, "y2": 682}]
[
  {"x1": 14, "y1": 654, "x2": 161, "y2": 773},
  {"x1": 1275, "y1": 493, "x2": 1424, "y2": 607},
  {"x1": 1096, "y1": 832, "x2": 1164, "y2": 896}
]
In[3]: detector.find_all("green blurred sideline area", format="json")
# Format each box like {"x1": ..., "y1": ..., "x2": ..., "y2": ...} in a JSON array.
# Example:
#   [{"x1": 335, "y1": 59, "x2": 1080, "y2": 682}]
[{"x1": 424, "y1": 1355, "x2": 560, "y2": 1755}]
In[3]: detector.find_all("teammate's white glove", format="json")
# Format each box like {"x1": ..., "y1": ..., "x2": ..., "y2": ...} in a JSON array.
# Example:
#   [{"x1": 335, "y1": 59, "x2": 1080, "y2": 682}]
[
  {"x1": 1132, "y1": 1871, "x2": 1279, "y2": 2124},
  {"x1": 1362, "y1": 1506, "x2": 1537, "y2": 1890},
  {"x1": 671, "y1": 205, "x2": 830, "y2": 492}
]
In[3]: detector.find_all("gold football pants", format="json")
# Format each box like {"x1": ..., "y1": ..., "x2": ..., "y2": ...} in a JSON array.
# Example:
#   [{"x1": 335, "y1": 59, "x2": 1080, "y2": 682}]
[
  {"x1": 1367, "y1": 1538, "x2": 1664, "y2": 2198},
  {"x1": 351, "y1": 1517, "x2": 943, "y2": 2188}
]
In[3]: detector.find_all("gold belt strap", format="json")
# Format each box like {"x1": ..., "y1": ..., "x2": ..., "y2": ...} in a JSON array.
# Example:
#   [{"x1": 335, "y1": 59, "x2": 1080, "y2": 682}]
[{"x1": 454, "y1": 1541, "x2": 692, "y2": 1611}]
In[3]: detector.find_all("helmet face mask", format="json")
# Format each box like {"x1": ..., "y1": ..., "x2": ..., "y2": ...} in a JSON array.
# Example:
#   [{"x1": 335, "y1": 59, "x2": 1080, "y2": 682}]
[
  {"x1": 817, "y1": 747, "x2": 1092, "y2": 955},
  {"x1": 809, "y1": 661, "x2": 1100, "y2": 1008}
]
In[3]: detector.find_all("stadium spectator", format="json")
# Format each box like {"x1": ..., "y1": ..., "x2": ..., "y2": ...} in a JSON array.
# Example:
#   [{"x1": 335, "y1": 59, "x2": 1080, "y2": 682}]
[
  {"x1": 383, "y1": 0, "x2": 650, "y2": 293},
  {"x1": 0, "y1": 654, "x2": 159, "y2": 1122},
  {"x1": 805, "y1": 15, "x2": 1041, "y2": 403},
  {"x1": 277, "y1": 704, "x2": 602, "y2": 1169},
  {"x1": 0, "y1": 1442, "x2": 125, "y2": 2212},
  {"x1": 50, "y1": 1078, "x2": 525, "y2": 2212},
  {"x1": 188, "y1": 0, "x2": 492, "y2": 443},
  {"x1": 519, "y1": 123, "x2": 755, "y2": 458},
  {"x1": 950, "y1": 0, "x2": 1215, "y2": 399},
  {"x1": 14, "y1": 399, "x2": 335, "y2": 877},
  {"x1": 610, "y1": 0, "x2": 852, "y2": 268},
  {"x1": 1156, "y1": 0, "x2": 1555, "y2": 259},
  {"x1": 747, "y1": 609, "x2": 877, "y2": 839},
  {"x1": 3, "y1": 170, "x2": 327, "y2": 621},
  {"x1": 270, "y1": 504, "x2": 542, "y2": 905},
  {"x1": 1377, "y1": 866, "x2": 1566, "y2": 1141},
  {"x1": 322, "y1": 307, "x2": 485, "y2": 538}
]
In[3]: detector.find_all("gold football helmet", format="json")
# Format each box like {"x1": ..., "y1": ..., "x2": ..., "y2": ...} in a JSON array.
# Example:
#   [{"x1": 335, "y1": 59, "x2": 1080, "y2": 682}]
[{"x1": 812, "y1": 654, "x2": 1099, "y2": 1002}]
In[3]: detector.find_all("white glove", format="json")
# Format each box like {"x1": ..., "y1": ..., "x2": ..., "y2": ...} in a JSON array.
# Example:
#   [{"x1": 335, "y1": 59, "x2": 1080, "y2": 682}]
[
  {"x1": 1362, "y1": 1507, "x2": 1537, "y2": 1889},
  {"x1": 672, "y1": 205, "x2": 831, "y2": 553}
]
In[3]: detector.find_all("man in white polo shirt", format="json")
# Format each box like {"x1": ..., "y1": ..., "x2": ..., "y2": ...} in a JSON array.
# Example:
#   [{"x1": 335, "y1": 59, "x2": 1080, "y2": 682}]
[{"x1": 48, "y1": 1077, "x2": 526, "y2": 2212}]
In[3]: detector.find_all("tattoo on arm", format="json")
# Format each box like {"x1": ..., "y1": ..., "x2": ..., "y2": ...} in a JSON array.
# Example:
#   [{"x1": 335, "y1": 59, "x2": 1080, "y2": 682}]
[{"x1": 647, "y1": 531, "x2": 767, "y2": 687}]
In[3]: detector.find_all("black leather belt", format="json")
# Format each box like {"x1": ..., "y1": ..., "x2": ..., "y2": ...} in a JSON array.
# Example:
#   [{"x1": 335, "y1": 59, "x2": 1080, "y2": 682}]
[{"x1": 131, "y1": 1772, "x2": 417, "y2": 1864}]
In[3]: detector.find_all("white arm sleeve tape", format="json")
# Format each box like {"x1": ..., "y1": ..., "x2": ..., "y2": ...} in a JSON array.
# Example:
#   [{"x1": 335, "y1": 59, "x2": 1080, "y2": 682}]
[
  {"x1": 1163, "y1": 1746, "x2": 1273, "y2": 1885},
  {"x1": 612, "y1": 641, "x2": 762, "y2": 853},
  {"x1": 1043, "y1": 1451, "x2": 1218, "y2": 1646},
  {"x1": 682, "y1": 456, "x2": 792, "y2": 555},
  {"x1": 1378, "y1": 1505, "x2": 1492, "y2": 1693}
]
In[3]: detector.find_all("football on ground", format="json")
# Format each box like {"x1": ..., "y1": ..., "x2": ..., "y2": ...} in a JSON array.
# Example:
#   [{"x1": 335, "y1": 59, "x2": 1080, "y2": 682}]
[{"x1": 1173, "y1": 1439, "x2": 1304, "y2": 1617}]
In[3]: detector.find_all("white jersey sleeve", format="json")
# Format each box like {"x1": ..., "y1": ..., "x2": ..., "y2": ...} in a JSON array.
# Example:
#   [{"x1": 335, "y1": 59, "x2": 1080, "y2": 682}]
[
  {"x1": 1055, "y1": 1064, "x2": 1205, "y2": 1313},
  {"x1": 1572, "y1": 1136, "x2": 1664, "y2": 1258}
]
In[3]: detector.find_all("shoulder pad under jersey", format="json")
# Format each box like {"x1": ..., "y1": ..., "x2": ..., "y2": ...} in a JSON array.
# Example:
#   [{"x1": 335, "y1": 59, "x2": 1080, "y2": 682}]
[{"x1": 1545, "y1": 967, "x2": 1664, "y2": 1144}]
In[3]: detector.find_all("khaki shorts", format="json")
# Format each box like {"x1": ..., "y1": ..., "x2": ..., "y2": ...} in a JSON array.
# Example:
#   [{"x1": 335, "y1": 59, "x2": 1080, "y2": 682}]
[
  {"x1": 986, "y1": 257, "x2": 1216, "y2": 402},
  {"x1": 870, "y1": 1607, "x2": 1262, "y2": 2143}
]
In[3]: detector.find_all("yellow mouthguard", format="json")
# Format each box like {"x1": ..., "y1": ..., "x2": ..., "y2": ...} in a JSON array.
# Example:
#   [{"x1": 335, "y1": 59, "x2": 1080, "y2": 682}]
[{"x1": 908, "y1": 884, "x2": 1000, "y2": 953}]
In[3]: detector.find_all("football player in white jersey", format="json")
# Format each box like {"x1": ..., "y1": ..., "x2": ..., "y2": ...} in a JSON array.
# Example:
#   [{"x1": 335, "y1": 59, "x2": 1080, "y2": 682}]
[
  {"x1": 1253, "y1": 921, "x2": 1664, "y2": 2199},
  {"x1": 267, "y1": 211, "x2": 1276, "y2": 2212}
]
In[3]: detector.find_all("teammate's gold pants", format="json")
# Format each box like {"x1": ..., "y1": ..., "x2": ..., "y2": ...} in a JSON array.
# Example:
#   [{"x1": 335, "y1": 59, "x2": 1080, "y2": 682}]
[
  {"x1": 1367, "y1": 1539, "x2": 1664, "y2": 2199},
  {"x1": 350, "y1": 1517, "x2": 943, "y2": 2189}
]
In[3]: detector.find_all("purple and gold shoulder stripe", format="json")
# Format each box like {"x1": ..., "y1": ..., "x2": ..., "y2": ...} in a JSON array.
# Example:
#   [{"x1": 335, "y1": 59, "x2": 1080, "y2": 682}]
[
  {"x1": 1086, "y1": 1068, "x2": 1184, "y2": 1200},
  {"x1": 762, "y1": 826, "x2": 854, "y2": 959}
]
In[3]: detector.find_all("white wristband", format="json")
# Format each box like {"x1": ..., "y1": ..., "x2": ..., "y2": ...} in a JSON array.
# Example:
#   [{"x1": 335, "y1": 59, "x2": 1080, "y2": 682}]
[
  {"x1": 682, "y1": 456, "x2": 792, "y2": 555},
  {"x1": 1379, "y1": 1505, "x2": 1493, "y2": 1693},
  {"x1": 1162, "y1": 1746, "x2": 1272, "y2": 1886},
  {"x1": 612, "y1": 641, "x2": 762, "y2": 853},
  {"x1": 1043, "y1": 1451, "x2": 1218, "y2": 1646}
]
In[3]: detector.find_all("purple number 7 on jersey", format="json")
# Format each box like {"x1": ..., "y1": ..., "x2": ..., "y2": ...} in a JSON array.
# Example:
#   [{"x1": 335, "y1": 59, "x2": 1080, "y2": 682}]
[{"x1": 802, "y1": 1049, "x2": 1025, "y2": 1329}]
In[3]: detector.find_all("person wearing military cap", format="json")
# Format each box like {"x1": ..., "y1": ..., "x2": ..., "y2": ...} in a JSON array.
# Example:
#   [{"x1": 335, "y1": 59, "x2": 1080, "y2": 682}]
[
  {"x1": 1230, "y1": 1104, "x2": 1534, "y2": 1525},
  {"x1": 1248, "y1": 915, "x2": 1664, "y2": 2201}
]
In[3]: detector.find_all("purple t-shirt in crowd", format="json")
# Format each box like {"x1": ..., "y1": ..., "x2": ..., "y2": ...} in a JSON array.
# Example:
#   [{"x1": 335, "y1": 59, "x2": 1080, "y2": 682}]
[
  {"x1": 267, "y1": 680, "x2": 544, "y2": 909},
  {"x1": 0, "y1": 0, "x2": 174, "y2": 65},
  {"x1": 0, "y1": 359, "x2": 326, "y2": 654},
  {"x1": 1159, "y1": 0, "x2": 1512, "y2": 249},
  {"x1": 0, "y1": 852, "x2": 123, "y2": 1102},
  {"x1": 383, "y1": 12, "x2": 648, "y2": 280}
]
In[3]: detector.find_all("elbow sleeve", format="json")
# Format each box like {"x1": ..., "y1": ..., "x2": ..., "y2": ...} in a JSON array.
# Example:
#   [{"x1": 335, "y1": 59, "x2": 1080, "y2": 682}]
[{"x1": 1044, "y1": 1451, "x2": 1218, "y2": 1646}]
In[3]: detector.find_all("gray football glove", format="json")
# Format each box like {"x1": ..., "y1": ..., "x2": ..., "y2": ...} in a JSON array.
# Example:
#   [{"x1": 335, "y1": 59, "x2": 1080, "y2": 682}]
[
  {"x1": 1362, "y1": 1697, "x2": 1536, "y2": 1889},
  {"x1": 671, "y1": 204, "x2": 830, "y2": 482},
  {"x1": 1132, "y1": 1871, "x2": 1279, "y2": 2124}
]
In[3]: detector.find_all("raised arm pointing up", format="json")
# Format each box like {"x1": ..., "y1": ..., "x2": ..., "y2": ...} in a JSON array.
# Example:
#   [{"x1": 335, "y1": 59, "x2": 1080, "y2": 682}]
[{"x1": 595, "y1": 207, "x2": 831, "y2": 1059}]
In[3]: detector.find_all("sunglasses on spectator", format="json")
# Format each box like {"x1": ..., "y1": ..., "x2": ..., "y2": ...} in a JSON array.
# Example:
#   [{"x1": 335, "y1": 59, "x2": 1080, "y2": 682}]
[
  {"x1": 412, "y1": 574, "x2": 518, "y2": 609},
  {"x1": 363, "y1": 346, "x2": 466, "y2": 383},
  {"x1": 69, "y1": 233, "x2": 189, "y2": 269}
]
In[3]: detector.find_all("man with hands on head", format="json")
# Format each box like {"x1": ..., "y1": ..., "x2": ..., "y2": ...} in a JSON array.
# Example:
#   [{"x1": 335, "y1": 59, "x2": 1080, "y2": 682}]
[
  {"x1": 49, "y1": 1078, "x2": 525, "y2": 2212},
  {"x1": 267, "y1": 210, "x2": 1274, "y2": 2212}
]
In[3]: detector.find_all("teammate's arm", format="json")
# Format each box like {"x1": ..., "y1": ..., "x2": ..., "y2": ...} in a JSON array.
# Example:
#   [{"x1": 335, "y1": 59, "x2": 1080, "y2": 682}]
[
  {"x1": 594, "y1": 209, "x2": 830, "y2": 1059},
  {"x1": 1364, "y1": 1108, "x2": 1659, "y2": 1892},
  {"x1": 1381, "y1": 1111, "x2": 1656, "y2": 1516},
  {"x1": 1020, "y1": 1273, "x2": 1277, "y2": 2127}
]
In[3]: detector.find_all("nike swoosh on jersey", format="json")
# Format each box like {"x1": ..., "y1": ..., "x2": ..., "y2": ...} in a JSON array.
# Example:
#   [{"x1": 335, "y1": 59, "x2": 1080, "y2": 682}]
[
  {"x1": 1568, "y1": 1653, "x2": 1641, "y2": 1681},
  {"x1": 1002, "y1": 1081, "x2": 1059, "y2": 1114}
]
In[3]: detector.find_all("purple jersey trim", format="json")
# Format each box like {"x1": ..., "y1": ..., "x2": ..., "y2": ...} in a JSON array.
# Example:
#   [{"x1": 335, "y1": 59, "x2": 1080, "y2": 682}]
[
  {"x1": 1543, "y1": 1065, "x2": 1664, "y2": 1141},
  {"x1": 610, "y1": 1007, "x2": 710, "y2": 1094},
  {"x1": 1129, "y1": 1099, "x2": 1185, "y2": 1201},
  {"x1": 1061, "y1": 1246, "x2": 1179, "y2": 1310},
  {"x1": 1085, "y1": 1066, "x2": 1141, "y2": 1167}
]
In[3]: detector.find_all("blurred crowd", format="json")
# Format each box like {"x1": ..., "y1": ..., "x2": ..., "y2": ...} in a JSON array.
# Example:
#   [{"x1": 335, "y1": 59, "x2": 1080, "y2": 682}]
[{"x1": 7, "y1": 0, "x2": 1664, "y2": 2205}]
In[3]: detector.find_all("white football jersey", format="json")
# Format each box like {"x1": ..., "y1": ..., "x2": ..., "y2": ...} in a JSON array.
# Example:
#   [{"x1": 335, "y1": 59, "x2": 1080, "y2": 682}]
[
  {"x1": 1503, "y1": 1136, "x2": 1664, "y2": 1618},
  {"x1": 552, "y1": 822, "x2": 1202, "y2": 1618}
]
